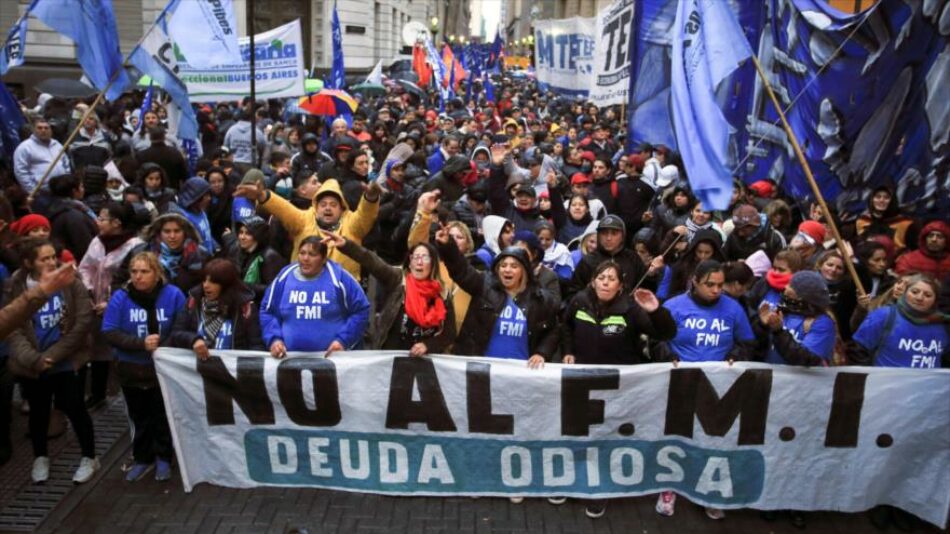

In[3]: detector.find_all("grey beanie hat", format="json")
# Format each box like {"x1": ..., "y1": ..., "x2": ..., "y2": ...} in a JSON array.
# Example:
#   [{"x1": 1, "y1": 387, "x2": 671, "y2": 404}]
[{"x1": 788, "y1": 271, "x2": 830, "y2": 310}]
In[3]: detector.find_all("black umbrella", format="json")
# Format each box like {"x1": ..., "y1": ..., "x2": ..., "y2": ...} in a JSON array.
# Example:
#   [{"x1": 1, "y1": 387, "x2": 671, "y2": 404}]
[
  {"x1": 391, "y1": 70, "x2": 419, "y2": 83},
  {"x1": 396, "y1": 79, "x2": 425, "y2": 99},
  {"x1": 34, "y1": 78, "x2": 98, "y2": 99}
]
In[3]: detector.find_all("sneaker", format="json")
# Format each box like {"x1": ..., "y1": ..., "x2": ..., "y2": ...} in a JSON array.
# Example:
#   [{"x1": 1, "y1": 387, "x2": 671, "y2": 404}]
[
  {"x1": 547, "y1": 497, "x2": 566, "y2": 505},
  {"x1": 155, "y1": 459, "x2": 172, "y2": 481},
  {"x1": 73, "y1": 457, "x2": 100, "y2": 484},
  {"x1": 509, "y1": 497, "x2": 524, "y2": 504},
  {"x1": 705, "y1": 507, "x2": 725, "y2": 520},
  {"x1": 125, "y1": 463, "x2": 154, "y2": 482},
  {"x1": 585, "y1": 500, "x2": 607, "y2": 519},
  {"x1": 655, "y1": 492, "x2": 676, "y2": 517},
  {"x1": 32, "y1": 456, "x2": 49, "y2": 483}
]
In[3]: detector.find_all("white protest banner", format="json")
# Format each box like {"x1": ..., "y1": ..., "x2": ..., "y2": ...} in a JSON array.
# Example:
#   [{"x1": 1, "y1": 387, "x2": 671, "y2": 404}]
[
  {"x1": 533, "y1": 17, "x2": 595, "y2": 97},
  {"x1": 588, "y1": 0, "x2": 634, "y2": 106},
  {"x1": 155, "y1": 349, "x2": 950, "y2": 528},
  {"x1": 176, "y1": 19, "x2": 305, "y2": 102}
]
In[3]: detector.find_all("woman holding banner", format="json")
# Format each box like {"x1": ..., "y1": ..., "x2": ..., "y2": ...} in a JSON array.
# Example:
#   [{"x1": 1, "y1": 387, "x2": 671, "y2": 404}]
[
  {"x1": 259, "y1": 237, "x2": 370, "y2": 359},
  {"x1": 168, "y1": 259, "x2": 264, "y2": 358},
  {"x1": 655, "y1": 259, "x2": 755, "y2": 520},
  {"x1": 848, "y1": 274, "x2": 947, "y2": 369},
  {"x1": 325, "y1": 231, "x2": 456, "y2": 355},
  {"x1": 559, "y1": 259, "x2": 676, "y2": 518},
  {"x1": 101, "y1": 251, "x2": 186, "y2": 483}
]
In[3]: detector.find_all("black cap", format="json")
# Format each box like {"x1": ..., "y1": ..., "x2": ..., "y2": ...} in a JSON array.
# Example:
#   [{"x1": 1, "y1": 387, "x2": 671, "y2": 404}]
[
  {"x1": 513, "y1": 183, "x2": 536, "y2": 197},
  {"x1": 598, "y1": 214, "x2": 625, "y2": 233},
  {"x1": 492, "y1": 246, "x2": 532, "y2": 275}
]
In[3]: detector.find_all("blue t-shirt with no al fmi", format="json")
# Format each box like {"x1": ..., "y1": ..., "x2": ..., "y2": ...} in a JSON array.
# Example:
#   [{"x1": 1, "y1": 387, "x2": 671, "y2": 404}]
[
  {"x1": 33, "y1": 291, "x2": 69, "y2": 373},
  {"x1": 664, "y1": 293, "x2": 755, "y2": 362},
  {"x1": 853, "y1": 306, "x2": 948, "y2": 369},
  {"x1": 485, "y1": 297, "x2": 529, "y2": 360}
]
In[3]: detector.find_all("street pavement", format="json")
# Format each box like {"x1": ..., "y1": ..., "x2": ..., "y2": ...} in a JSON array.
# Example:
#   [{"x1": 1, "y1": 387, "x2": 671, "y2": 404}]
[{"x1": 0, "y1": 395, "x2": 943, "y2": 534}]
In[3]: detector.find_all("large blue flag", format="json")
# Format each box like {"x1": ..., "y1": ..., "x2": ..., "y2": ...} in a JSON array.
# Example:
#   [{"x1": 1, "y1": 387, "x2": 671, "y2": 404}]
[
  {"x1": 328, "y1": 1, "x2": 346, "y2": 89},
  {"x1": 669, "y1": 0, "x2": 752, "y2": 211},
  {"x1": 0, "y1": 82, "x2": 25, "y2": 162},
  {"x1": 30, "y1": 0, "x2": 130, "y2": 101},
  {"x1": 128, "y1": 5, "x2": 197, "y2": 141},
  {"x1": 628, "y1": 0, "x2": 945, "y2": 218}
]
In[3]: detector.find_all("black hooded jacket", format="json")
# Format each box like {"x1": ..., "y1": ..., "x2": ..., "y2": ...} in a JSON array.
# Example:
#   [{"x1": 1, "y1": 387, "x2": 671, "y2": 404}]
[
  {"x1": 225, "y1": 217, "x2": 286, "y2": 300},
  {"x1": 436, "y1": 239, "x2": 559, "y2": 359},
  {"x1": 290, "y1": 133, "x2": 327, "y2": 178}
]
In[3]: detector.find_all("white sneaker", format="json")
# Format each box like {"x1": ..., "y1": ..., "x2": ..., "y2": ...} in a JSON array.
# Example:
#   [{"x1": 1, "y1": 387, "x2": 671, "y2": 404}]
[
  {"x1": 547, "y1": 497, "x2": 567, "y2": 505},
  {"x1": 705, "y1": 507, "x2": 725, "y2": 520},
  {"x1": 655, "y1": 491, "x2": 676, "y2": 517},
  {"x1": 32, "y1": 456, "x2": 49, "y2": 483},
  {"x1": 73, "y1": 457, "x2": 100, "y2": 484},
  {"x1": 509, "y1": 497, "x2": 524, "y2": 504}
]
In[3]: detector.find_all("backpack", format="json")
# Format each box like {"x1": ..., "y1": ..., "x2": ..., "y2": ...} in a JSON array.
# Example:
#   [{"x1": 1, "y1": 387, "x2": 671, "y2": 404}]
[{"x1": 803, "y1": 312, "x2": 847, "y2": 366}]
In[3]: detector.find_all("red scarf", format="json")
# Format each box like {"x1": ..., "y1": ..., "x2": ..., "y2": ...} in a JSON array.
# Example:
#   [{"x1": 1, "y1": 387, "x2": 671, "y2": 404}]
[
  {"x1": 766, "y1": 269, "x2": 792, "y2": 291},
  {"x1": 404, "y1": 275, "x2": 446, "y2": 328}
]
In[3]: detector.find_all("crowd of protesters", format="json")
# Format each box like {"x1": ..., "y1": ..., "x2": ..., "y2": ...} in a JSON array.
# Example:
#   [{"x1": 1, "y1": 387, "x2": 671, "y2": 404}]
[{"x1": 0, "y1": 75, "x2": 946, "y2": 529}]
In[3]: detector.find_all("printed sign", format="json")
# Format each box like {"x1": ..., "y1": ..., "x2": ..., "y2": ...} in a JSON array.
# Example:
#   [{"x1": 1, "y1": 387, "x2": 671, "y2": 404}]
[
  {"x1": 533, "y1": 17, "x2": 595, "y2": 96},
  {"x1": 155, "y1": 350, "x2": 950, "y2": 528},
  {"x1": 588, "y1": 0, "x2": 634, "y2": 106},
  {"x1": 176, "y1": 19, "x2": 305, "y2": 101}
]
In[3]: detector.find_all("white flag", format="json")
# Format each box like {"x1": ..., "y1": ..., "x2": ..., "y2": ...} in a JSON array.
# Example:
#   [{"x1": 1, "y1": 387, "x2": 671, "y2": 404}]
[
  {"x1": 166, "y1": 0, "x2": 242, "y2": 68},
  {"x1": 366, "y1": 60, "x2": 383, "y2": 84}
]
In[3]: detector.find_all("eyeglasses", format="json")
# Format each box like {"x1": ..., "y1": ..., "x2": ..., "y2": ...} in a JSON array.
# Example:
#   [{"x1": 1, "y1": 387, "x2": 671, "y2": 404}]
[{"x1": 410, "y1": 255, "x2": 432, "y2": 263}]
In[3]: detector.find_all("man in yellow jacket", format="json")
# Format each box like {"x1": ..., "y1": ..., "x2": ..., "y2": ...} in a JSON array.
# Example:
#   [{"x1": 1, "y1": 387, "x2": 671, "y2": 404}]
[{"x1": 234, "y1": 179, "x2": 380, "y2": 280}]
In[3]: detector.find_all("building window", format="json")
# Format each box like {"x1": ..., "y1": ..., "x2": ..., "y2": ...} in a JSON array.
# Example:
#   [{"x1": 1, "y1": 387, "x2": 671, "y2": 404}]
[{"x1": 345, "y1": 25, "x2": 366, "y2": 34}]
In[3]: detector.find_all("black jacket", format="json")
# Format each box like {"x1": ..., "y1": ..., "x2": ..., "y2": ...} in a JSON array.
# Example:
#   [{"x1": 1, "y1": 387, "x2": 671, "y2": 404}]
[
  {"x1": 44, "y1": 196, "x2": 98, "y2": 261},
  {"x1": 487, "y1": 164, "x2": 567, "y2": 233},
  {"x1": 136, "y1": 143, "x2": 188, "y2": 190},
  {"x1": 568, "y1": 246, "x2": 653, "y2": 298},
  {"x1": 223, "y1": 232, "x2": 285, "y2": 301},
  {"x1": 169, "y1": 285, "x2": 264, "y2": 351},
  {"x1": 437, "y1": 238, "x2": 559, "y2": 359},
  {"x1": 562, "y1": 287, "x2": 676, "y2": 365},
  {"x1": 723, "y1": 220, "x2": 787, "y2": 262}
]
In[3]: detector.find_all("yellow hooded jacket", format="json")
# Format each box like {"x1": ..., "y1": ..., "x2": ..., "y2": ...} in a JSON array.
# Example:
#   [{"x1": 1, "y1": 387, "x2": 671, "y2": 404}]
[{"x1": 259, "y1": 179, "x2": 379, "y2": 279}]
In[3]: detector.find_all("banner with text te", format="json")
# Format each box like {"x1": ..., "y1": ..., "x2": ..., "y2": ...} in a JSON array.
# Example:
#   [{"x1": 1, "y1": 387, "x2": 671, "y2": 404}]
[{"x1": 155, "y1": 350, "x2": 949, "y2": 528}]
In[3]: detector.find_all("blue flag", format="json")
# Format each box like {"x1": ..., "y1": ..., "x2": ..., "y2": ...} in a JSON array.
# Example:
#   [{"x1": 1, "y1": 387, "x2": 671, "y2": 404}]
[
  {"x1": 670, "y1": 0, "x2": 752, "y2": 211},
  {"x1": 182, "y1": 138, "x2": 199, "y2": 175},
  {"x1": 328, "y1": 1, "x2": 346, "y2": 90},
  {"x1": 485, "y1": 76, "x2": 495, "y2": 103},
  {"x1": 0, "y1": 4, "x2": 33, "y2": 76},
  {"x1": 31, "y1": 0, "x2": 130, "y2": 101},
  {"x1": 138, "y1": 83, "x2": 154, "y2": 132},
  {"x1": 0, "y1": 81, "x2": 25, "y2": 162},
  {"x1": 128, "y1": 4, "x2": 197, "y2": 141}
]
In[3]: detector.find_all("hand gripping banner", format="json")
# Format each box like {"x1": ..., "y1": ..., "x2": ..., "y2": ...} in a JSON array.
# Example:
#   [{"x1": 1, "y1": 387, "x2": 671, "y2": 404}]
[{"x1": 154, "y1": 350, "x2": 950, "y2": 528}]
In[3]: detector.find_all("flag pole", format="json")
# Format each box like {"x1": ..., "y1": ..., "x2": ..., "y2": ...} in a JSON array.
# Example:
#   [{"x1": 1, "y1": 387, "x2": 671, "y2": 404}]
[
  {"x1": 248, "y1": 0, "x2": 257, "y2": 168},
  {"x1": 28, "y1": 5, "x2": 175, "y2": 199},
  {"x1": 750, "y1": 56, "x2": 866, "y2": 299},
  {"x1": 28, "y1": 66, "x2": 125, "y2": 199}
]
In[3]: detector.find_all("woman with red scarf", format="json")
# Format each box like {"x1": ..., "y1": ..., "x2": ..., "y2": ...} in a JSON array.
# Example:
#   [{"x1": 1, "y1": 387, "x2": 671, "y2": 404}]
[
  {"x1": 325, "y1": 232, "x2": 456, "y2": 356},
  {"x1": 744, "y1": 249, "x2": 803, "y2": 319}
]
